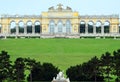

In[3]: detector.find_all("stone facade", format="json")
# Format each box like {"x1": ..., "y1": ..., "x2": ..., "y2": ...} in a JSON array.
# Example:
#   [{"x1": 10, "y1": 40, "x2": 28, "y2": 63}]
[{"x1": 0, "y1": 4, "x2": 120, "y2": 38}]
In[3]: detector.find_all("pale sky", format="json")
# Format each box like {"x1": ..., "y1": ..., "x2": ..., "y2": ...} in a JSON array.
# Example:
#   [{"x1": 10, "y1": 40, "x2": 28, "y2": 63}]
[{"x1": 0, "y1": 0, "x2": 120, "y2": 15}]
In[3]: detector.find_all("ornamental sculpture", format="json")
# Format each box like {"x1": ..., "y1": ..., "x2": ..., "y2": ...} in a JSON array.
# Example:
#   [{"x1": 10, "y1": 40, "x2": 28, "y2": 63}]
[{"x1": 52, "y1": 71, "x2": 70, "y2": 82}]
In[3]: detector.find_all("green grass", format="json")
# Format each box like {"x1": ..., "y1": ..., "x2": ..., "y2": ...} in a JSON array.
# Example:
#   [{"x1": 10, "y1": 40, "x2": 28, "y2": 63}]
[{"x1": 0, "y1": 38, "x2": 120, "y2": 70}]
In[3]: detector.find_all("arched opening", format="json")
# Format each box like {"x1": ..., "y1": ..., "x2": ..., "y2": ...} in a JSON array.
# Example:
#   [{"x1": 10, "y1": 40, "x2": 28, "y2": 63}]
[
  {"x1": 80, "y1": 21, "x2": 85, "y2": 33},
  {"x1": 18, "y1": 21, "x2": 24, "y2": 33},
  {"x1": 96, "y1": 21, "x2": 102, "y2": 33},
  {"x1": 26, "y1": 21, "x2": 32, "y2": 34},
  {"x1": 10, "y1": 21, "x2": 16, "y2": 34},
  {"x1": 66, "y1": 20, "x2": 71, "y2": 33},
  {"x1": 35, "y1": 21, "x2": 41, "y2": 33},
  {"x1": 49, "y1": 20, "x2": 55, "y2": 33},
  {"x1": 57, "y1": 20, "x2": 63, "y2": 33},
  {"x1": 104, "y1": 21, "x2": 110, "y2": 33},
  {"x1": 88, "y1": 21, "x2": 94, "y2": 33},
  {"x1": 0, "y1": 24, "x2": 1, "y2": 33}
]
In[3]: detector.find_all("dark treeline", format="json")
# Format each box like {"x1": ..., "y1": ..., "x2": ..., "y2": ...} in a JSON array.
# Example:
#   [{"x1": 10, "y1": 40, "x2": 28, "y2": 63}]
[
  {"x1": 0, "y1": 49, "x2": 120, "y2": 82},
  {"x1": 66, "y1": 49, "x2": 120, "y2": 82},
  {"x1": 0, "y1": 51, "x2": 60, "y2": 82}
]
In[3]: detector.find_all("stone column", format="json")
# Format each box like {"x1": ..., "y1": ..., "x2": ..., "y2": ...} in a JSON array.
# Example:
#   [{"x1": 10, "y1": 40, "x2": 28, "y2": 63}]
[
  {"x1": 8, "y1": 24, "x2": 11, "y2": 34},
  {"x1": 118, "y1": 24, "x2": 119, "y2": 33},
  {"x1": 101, "y1": 24, "x2": 104, "y2": 34},
  {"x1": 32, "y1": 25, "x2": 35, "y2": 34},
  {"x1": 55, "y1": 24, "x2": 57, "y2": 34},
  {"x1": 63, "y1": 24, "x2": 66, "y2": 34},
  {"x1": 24, "y1": 24, "x2": 27, "y2": 34},
  {"x1": 16, "y1": 23, "x2": 19, "y2": 35},
  {"x1": 93, "y1": 24, "x2": 96, "y2": 34},
  {"x1": 85, "y1": 23, "x2": 88, "y2": 34},
  {"x1": 40, "y1": 24, "x2": 42, "y2": 34}
]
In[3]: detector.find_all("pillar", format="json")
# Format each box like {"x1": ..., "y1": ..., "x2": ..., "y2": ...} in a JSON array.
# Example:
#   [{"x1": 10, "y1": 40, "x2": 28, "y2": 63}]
[
  {"x1": 85, "y1": 23, "x2": 88, "y2": 34},
  {"x1": 16, "y1": 23, "x2": 19, "y2": 35},
  {"x1": 7, "y1": 24, "x2": 10, "y2": 34},
  {"x1": 24, "y1": 24, "x2": 27, "y2": 34},
  {"x1": 32, "y1": 24, "x2": 35, "y2": 34},
  {"x1": 93, "y1": 24, "x2": 96, "y2": 34},
  {"x1": 101, "y1": 24, "x2": 104, "y2": 34}
]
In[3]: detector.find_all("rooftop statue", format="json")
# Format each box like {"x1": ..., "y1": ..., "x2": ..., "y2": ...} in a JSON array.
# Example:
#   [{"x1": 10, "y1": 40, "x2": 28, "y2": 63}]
[
  {"x1": 57, "y1": 3, "x2": 63, "y2": 11},
  {"x1": 48, "y1": 4, "x2": 72, "y2": 12},
  {"x1": 49, "y1": 6, "x2": 54, "y2": 10},
  {"x1": 52, "y1": 71, "x2": 70, "y2": 82},
  {"x1": 66, "y1": 6, "x2": 72, "y2": 10}
]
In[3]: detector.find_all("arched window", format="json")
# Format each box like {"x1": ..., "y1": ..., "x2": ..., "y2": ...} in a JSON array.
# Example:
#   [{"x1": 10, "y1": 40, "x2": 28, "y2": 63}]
[
  {"x1": 104, "y1": 21, "x2": 110, "y2": 33},
  {"x1": 18, "y1": 21, "x2": 24, "y2": 33},
  {"x1": 35, "y1": 21, "x2": 41, "y2": 33},
  {"x1": 80, "y1": 21, "x2": 85, "y2": 33},
  {"x1": 10, "y1": 21, "x2": 16, "y2": 34},
  {"x1": 49, "y1": 20, "x2": 55, "y2": 33},
  {"x1": 96, "y1": 21, "x2": 102, "y2": 33},
  {"x1": 26, "y1": 21, "x2": 32, "y2": 33},
  {"x1": 66, "y1": 20, "x2": 71, "y2": 33},
  {"x1": 57, "y1": 20, "x2": 63, "y2": 33},
  {"x1": 88, "y1": 21, "x2": 94, "y2": 33}
]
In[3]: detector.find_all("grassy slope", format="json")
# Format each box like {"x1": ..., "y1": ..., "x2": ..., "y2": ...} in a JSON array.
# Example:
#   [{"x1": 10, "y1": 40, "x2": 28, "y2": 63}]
[{"x1": 0, "y1": 38, "x2": 120, "y2": 70}]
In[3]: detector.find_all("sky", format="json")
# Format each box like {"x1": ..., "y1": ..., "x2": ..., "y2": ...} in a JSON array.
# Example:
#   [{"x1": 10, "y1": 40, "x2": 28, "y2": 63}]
[{"x1": 0, "y1": 0, "x2": 120, "y2": 16}]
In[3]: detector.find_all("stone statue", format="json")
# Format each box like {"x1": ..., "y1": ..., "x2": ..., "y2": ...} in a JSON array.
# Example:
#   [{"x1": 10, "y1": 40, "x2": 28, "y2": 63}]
[
  {"x1": 49, "y1": 6, "x2": 54, "y2": 10},
  {"x1": 66, "y1": 6, "x2": 72, "y2": 10},
  {"x1": 57, "y1": 3, "x2": 63, "y2": 11},
  {"x1": 52, "y1": 71, "x2": 70, "y2": 82}
]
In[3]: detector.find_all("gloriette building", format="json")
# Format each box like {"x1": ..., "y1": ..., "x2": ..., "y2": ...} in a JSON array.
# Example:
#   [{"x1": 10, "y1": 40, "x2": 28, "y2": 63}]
[{"x1": 0, "y1": 4, "x2": 120, "y2": 38}]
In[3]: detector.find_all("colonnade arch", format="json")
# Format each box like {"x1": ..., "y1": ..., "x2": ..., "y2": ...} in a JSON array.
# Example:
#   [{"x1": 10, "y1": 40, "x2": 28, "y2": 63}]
[
  {"x1": 10, "y1": 21, "x2": 16, "y2": 34},
  {"x1": 88, "y1": 21, "x2": 94, "y2": 33},
  {"x1": 9, "y1": 20, "x2": 41, "y2": 34},
  {"x1": 26, "y1": 21, "x2": 32, "y2": 33},
  {"x1": 104, "y1": 21, "x2": 110, "y2": 33},
  {"x1": 79, "y1": 20, "x2": 111, "y2": 34},
  {"x1": 34, "y1": 21, "x2": 41, "y2": 33},
  {"x1": 80, "y1": 21, "x2": 85, "y2": 33},
  {"x1": 18, "y1": 21, "x2": 24, "y2": 33},
  {"x1": 96, "y1": 21, "x2": 102, "y2": 33}
]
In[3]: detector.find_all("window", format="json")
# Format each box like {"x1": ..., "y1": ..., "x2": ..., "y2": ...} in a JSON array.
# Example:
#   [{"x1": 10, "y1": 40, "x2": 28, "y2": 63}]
[
  {"x1": 58, "y1": 20, "x2": 63, "y2": 33},
  {"x1": 66, "y1": 20, "x2": 71, "y2": 33},
  {"x1": 49, "y1": 20, "x2": 55, "y2": 33}
]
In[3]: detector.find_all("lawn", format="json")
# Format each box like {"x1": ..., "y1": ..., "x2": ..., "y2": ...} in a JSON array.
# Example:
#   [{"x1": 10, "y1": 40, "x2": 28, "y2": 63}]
[{"x1": 0, "y1": 38, "x2": 120, "y2": 70}]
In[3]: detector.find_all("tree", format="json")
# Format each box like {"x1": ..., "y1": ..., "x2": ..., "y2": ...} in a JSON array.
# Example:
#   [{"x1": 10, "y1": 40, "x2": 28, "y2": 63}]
[
  {"x1": 87, "y1": 56, "x2": 104, "y2": 81},
  {"x1": 0, "y1": 51, "x2": 12, "y2": 82},
  {"x1": 100, "y1": 52, "x2": 113, "y2": 82},
  {"x1": 113, "y1": 49, "x2": 120, "y2": 82},
  {"x1": 66, "y1": 56, "x2": 104, "y2": 81},
  {"x1": 66, "y1": 65, "x2": 85, "y2": 81},
  {"x1": 27, "y1": 62, "x2": 43, "y2": 81},
  {"x1": 42, "y1": 63, "x2": 59, "y2": 81},
  {"x1": 27, "y1": 62, "x2": 59, "y2": 81},
  {"x1": 24, "y1": 58, "x2": 36, "y2": 82},
  {"x1": 12, "y1": 57, "x2": 25, "y2": 82}
]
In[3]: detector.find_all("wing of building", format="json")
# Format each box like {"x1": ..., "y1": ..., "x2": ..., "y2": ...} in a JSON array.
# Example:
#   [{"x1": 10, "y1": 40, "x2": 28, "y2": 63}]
[{"x1": 0, "y1": 4, "x2": 120, "y2": 38}]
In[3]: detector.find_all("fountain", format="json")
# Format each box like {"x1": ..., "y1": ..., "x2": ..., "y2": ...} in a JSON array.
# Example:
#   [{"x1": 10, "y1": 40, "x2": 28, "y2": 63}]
[{"x1": 52, "y1": 71, "x2": 70, "y2": 82}]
